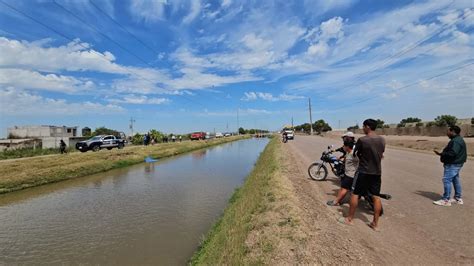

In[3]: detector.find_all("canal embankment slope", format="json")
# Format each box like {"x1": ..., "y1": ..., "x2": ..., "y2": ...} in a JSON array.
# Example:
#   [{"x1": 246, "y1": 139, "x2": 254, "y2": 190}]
[
  {"x1": 0, "y1": 136, "x2": 248, "y2": 194},
  {"x1": 192, "y1": 137, "x2": 368, "y2": 265}
]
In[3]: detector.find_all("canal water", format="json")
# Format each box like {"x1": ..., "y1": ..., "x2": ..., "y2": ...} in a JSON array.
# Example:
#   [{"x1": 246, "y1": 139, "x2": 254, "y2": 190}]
[{"x1": 0, "y1": 138, "x2": 269, "y2": 265}]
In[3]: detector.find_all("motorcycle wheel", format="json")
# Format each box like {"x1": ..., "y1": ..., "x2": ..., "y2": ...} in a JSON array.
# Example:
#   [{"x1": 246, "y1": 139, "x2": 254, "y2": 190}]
[{"x1": 308, "y1": 163, "x2": 328, "y2": 181}]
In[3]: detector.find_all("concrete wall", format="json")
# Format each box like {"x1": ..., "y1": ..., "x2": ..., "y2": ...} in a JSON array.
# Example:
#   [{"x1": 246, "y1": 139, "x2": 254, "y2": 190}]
[
  {"x1": 354, "y1": 124, "x2": 474, "y2": 137},
  {"x1": 0, "y1": 139, "x2": 42, "y2": 151},
  {"x1": 8, "y1": 126, "x2": 77, "y2": 138}
]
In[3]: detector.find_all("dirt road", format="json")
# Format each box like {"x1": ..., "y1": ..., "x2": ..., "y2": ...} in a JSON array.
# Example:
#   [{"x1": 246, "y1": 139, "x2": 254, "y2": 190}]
[{"x1": 284, "y1": 135, "x2": 473, "y2": 264}]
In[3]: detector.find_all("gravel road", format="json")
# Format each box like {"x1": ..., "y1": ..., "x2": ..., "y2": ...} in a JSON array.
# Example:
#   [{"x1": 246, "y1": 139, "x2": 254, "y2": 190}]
[{"x1": 285, "y1": 135, "x2": 473, "y2": 264}]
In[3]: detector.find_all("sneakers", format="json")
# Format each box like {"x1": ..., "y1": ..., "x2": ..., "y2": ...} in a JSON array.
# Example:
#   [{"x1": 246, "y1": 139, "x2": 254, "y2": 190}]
[
  {"x1": 449, "y1": 198, "x2": 464, "y2": 205},
  {"x1": 433, "y1": 199, "x2": 451, "y2": 206}
]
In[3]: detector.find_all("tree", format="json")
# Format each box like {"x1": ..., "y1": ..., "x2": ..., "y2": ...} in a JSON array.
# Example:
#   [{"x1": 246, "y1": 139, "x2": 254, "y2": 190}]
[
  {"x1": 347, "y1": 124, "x2": 359, "y2": 131},
  {"x1": 131, "y1": 133, "x2": 143, "y2": 145},
  {"x1": 471, "y1": 117, "x2": 474, "y2": 125},
  {"x1": 375, "y1": 119, "x2": 385, "y2": 129},
  {"x1": 312, "y1": 119, "x2": 332, "y2": 134},
  {"x1": 92, "y1": 127, "x2": 118, "y2": 136},
  {"x1": 397, "y1": 117, "x2": 422, "y2": 128},
  {"x1": 238, "y1": 127, "x2": 245, "y2": 135},
  {"x1": 149, "y1": 129, "x2": 164, "y2": 143},
  {"x1": 434, "y1": 115, "x2": 457, "y2": 127}
]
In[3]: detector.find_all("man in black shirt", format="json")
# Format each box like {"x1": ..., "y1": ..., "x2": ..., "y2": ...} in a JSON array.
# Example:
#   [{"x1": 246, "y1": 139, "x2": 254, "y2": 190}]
[{"x1": 340, "y1": 119, "x2": 385, "y2": 231}]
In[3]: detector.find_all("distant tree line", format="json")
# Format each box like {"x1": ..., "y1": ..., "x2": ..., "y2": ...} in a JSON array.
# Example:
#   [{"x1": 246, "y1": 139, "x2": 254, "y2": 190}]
[
  {"x1": 294, "y1": 119, "x2": 332, "y2": 134},
  {"x1": 347, "y1": 115, "x2": 465, "y2": 131},
  {"x1": 238, "y1": 127, "x2": 270, "y2": 135}
]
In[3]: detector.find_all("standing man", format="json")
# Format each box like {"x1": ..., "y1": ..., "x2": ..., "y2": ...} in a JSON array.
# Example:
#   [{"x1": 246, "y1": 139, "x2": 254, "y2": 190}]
[
  {"x1": 433, "y1": 126, "x2": 467, "y2": 206},
  {"x1": 341, "y1": 119, "x2": 385, "y2": 231}
]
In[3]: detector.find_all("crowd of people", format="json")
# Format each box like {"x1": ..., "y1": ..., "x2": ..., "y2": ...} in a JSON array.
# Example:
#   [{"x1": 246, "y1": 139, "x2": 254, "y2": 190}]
[{"x1": 321, "y1": 119, "x2": 467, "y2": 231}]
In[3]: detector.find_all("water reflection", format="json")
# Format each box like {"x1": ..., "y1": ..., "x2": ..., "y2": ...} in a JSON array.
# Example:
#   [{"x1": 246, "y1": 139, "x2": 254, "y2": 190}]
[{"x1": 0, "y1": 138, "x2": 269, "y2": 265}]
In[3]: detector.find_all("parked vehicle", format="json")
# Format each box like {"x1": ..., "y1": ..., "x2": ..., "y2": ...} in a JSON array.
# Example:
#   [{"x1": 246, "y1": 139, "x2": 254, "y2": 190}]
[
  {"x1": 224, "y1": 132, "x2": 232, "y2": 137},
  {"x1": 215, "y1": 132, "x2": 224, "y2": 138},
  {"x1": 190, "y1": 132, "x2": 206, "y2": 140},
  {"x1": 75, "y1": 134, "x2": 126, "y2": 152},
  {"x1": 307, "y1": 145, "x2": 344, "y2": 181},
  {"x1": 284, "y1": 130, "x2": 294, "y2": 140}
]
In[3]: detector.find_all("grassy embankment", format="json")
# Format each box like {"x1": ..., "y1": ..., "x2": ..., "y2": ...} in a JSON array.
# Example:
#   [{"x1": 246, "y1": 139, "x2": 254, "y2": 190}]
[
  {"x1": 0, "y1": 147, "x2": 76, "y2": 160},
  {"x1": 0, "y1": 136, "x2": 248, "y2": 194},
  {"x1": 191, "y1": 137, "x2": 307, "y2": 264}
]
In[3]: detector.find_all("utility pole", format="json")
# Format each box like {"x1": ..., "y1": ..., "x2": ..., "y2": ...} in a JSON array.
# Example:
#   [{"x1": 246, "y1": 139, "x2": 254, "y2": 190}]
[
  {"x1": 291, "y1": 117, "x2": 294, "y2": 129},
  {"x1": 129, "y1": 117, "x2": 136, "y2": 138},
  {"x1": 237, "y1": 108, "x2": 240, "y2": 134},
  {"x1": 309, "y1": 98, "x2": 313, "y2": 135}
]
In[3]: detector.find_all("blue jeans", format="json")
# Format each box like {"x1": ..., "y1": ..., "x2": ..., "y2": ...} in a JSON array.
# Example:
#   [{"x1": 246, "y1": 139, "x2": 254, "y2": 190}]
[{"x1": 442, "y1": 164, "x2": 463, "y2": 200}]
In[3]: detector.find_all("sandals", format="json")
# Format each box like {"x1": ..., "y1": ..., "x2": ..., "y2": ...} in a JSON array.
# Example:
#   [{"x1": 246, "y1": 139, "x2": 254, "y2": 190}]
[
  {"x1": 338, "y1": 217, "x2": 353, "y2": 225},
  {"x1": 326, "y1": 200, "x2": 340, "y2": 206},
  {"x1": 367, "y1": 222, "x2": 380, "y2": 232}
]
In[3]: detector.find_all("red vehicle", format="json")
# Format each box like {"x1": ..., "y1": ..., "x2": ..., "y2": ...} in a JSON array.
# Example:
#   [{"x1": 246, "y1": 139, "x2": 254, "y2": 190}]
[{"x1": 190, "y1": 132, "x2": 206, "y2": 140}]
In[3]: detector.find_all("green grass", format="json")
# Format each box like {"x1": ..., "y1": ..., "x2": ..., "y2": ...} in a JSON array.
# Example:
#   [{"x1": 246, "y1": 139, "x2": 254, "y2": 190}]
[
  {"x1": 190, "y1": 137, "x2": 279, "y2": 265},
  {"x1": 0, "y1": 147, "x2": 76, "y2": 160},
  {"x1": 0, "y1": 136, "x2": 249, "y2": 194}
]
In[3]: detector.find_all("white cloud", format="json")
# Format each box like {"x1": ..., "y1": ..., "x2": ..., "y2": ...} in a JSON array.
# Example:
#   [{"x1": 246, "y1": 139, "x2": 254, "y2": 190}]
[
  {"x1": 307, "y1": 42, "x2": 329, "y2": 57},
  {"x1": 241, "y1": 91, "x2": 305, "y2": 102},
  {"x1": 221, "y1": 0, "x2": 232, "y2": 8},
  {"x1": 0, "y1": 68, "x2": 94, "y2": 93},
  {"x1": 0, "y1": 88, "x2": 124, "y2": 116},
  {"x1": 108, "y1": 95, "x2": 170, "y2": 105},
  {"x1": 129, "y1": 0, "x2": 167, "y2": 22},
  {"x1": 182, "y1": 0, "x2": 201, "y2": 24},
  {"x1": 0, "y1": 37, "x2": 125, "y2": 74}
]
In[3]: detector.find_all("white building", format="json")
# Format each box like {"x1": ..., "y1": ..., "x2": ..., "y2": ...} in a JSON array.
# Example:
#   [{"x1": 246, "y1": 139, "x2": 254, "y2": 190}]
[{"x1": 8, "y1": 125, "x2": 78, "y2": 138}]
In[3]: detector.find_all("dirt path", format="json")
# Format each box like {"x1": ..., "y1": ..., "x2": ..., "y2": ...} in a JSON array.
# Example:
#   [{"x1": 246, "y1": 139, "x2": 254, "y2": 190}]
[{"x1": 283, "y1": 135, "x2": 473, "y2": 264}]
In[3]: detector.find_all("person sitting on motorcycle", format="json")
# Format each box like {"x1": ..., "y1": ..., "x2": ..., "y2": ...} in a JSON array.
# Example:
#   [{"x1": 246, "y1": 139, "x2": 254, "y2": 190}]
[
  {"x1": 282, "y1": 131, "x2": 288, "y2": 142},
  {"x1": 327, "y1": 140, "x2": 358, "y2": 206},
  {"x1": 335, "y1": 131, "x2": 355, "y2": 158}
]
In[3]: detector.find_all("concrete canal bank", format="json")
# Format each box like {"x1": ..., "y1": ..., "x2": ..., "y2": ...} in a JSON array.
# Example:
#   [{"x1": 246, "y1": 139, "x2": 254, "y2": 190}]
[{"x1": 0, "y1": 136, "x2": 248, "y2": 194}]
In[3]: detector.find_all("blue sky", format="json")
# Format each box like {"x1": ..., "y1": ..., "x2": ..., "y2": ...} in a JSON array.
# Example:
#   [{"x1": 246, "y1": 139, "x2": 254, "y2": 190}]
[{"x1": 0, "y1": 0, "x2": 473, "y2": 136}]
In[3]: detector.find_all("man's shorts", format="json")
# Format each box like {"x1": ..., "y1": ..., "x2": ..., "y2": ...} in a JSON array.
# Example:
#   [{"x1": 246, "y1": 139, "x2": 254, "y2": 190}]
[
  {"x1": 352, "y1": 172, "x2": 381, "y2": 196},
  {"x1": 340, "y1": 175, "x2": 353, "y2": 190}
]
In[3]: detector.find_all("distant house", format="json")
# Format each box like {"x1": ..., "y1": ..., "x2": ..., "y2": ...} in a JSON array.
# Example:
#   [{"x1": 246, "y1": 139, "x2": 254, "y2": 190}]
[
  {"x1": 8, "y1": 125, "x2": 78, "y2": 138},
  {"x1": 7, "y1": 125, "x2": 85, "y2": 149}
]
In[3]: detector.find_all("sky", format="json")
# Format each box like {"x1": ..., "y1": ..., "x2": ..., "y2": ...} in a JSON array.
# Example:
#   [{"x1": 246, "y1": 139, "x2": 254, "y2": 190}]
[{"x1": 0, "y1": 0, "x2": 473, "y2": 137}]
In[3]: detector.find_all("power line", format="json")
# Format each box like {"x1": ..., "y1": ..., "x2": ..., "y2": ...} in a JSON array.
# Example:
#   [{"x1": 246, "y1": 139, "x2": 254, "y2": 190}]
[
  {"x1": 332, "y1": 8, "x2": 472, "y2": 95},
  {"x1": 88, "y1": 0, "x2": 161, "y2": 56},
  {"x1": 1, "y1": 0, "x2": 208, "y2": 109},
  {"x1": 331, "y1": 61, "x2": 474, "y2": 111}
]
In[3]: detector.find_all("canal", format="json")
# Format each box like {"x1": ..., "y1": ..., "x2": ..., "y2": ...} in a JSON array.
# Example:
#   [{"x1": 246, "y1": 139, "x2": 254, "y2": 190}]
[{"x1": 0, "y1": 138, "x2": 269, "y2": 265}]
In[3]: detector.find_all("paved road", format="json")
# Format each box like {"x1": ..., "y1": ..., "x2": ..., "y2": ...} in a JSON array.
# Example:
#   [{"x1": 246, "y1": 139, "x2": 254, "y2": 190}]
[{"x1": 286, "y1": 135, "x2": 473, "y2": 264}]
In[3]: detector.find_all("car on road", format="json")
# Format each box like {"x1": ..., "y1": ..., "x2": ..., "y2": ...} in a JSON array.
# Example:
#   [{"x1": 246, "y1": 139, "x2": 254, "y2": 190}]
[
  {"x1": 215, "y1": 132, "x2": 224, "y2": 138},
  {"x1": 190, "y1": 132, "x2": 206, "y2": 140},
  {"x1": 284, "y1": 130, "x2": 295, "y2": 140},
  {"x1": 75, "y1": 134, "x2": 126, "y2": 152},
  {"x1": 224, "y1": 132, "x2": 232, "y2": 137}
]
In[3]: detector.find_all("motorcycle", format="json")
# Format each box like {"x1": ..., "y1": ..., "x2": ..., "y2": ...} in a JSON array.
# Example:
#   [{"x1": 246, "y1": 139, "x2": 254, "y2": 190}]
[
  {"x1": 307, "y1": 145, "x2": 344, "y2": 181},
  {"x1": 308, "y1": 145, "x2": 391, "y2": 215}
]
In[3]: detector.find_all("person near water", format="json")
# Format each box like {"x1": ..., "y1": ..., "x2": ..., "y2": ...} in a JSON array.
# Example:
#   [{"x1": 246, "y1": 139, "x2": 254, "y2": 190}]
[
  {"x1": 60, "y1": 139, "x2": 67, "y2": 154},
  {"x1": 433, "y1": 125, "x2": 467, "y2": 206},
  {"x1": 341, "y1": 119, "x2": 385, "y2": 231},
  {"x1": 327, "y1": 140, "x2": 358, "y2": 206}
]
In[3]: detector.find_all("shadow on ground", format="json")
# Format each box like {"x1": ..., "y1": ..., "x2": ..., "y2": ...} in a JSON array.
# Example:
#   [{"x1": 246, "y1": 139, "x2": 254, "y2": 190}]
[{"x1": 414, "y1": 190, "x2": 441, "y2": 201}]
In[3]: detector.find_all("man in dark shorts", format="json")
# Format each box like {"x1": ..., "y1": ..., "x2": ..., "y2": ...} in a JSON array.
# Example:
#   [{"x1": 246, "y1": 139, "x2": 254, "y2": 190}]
[{"x1": 341, "y1": 119, "x2": 385, "y2": 231}]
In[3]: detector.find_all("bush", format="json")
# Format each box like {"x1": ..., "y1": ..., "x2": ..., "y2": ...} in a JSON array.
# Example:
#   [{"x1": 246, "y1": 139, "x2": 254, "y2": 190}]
[
  {"x1": 471, "y1": 117, "x2": 474, "y2": 125},
  {"x1": 426, "y1": 122, "x2": 435, "y2": 127},
  {"x1": 434, "y1": 115, "x2": 457, "y2": 127},
  {"x1": 416, "y1": 122, "x2": 424, "y2": 127},
  {"x1": 383, "y1": 124, "x2": 390, "y2": 128}
]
